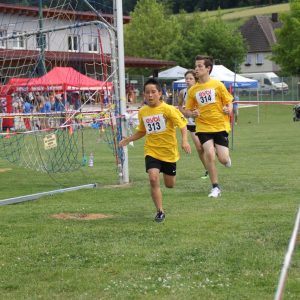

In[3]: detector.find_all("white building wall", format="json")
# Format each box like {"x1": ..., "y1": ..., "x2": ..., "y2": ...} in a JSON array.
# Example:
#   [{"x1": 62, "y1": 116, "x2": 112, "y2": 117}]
[
  {"x1": 0, "y1": 12, "x2": 111, "y2": 54},
  {"x1": 240, "y1": 52, "x2": 280, "y2": 74}
]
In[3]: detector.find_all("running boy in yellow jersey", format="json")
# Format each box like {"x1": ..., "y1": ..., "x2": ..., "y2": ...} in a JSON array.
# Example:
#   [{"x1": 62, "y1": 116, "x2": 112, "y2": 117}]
[
  {"x1": 185, "y1": 55, "x2": 233, "y2": 198},
  {"x1": 119, "y1": 78, "x2": 191, "y2": 222}
]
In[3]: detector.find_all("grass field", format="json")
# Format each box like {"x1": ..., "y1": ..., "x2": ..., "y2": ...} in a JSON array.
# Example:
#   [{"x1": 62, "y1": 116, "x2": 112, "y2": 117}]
[{"x1": 0, "y1": 104, "x2": 300, "y2": 299}]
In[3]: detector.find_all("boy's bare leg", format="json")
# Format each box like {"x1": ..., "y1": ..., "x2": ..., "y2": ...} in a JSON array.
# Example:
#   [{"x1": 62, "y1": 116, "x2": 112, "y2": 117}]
[
  {"x1": 163, "y1": 174, "x2": 176, "y2": 188},
  {"x1": 202, "y1": 140, "x2": 218, "y2": 184},
  {"x1": 191, "y1": 132, "x2": 207, "y2": 175},
  {"x1": 148, "y1": 168, "x2": 163, "y2": 212},
  {"x1": 215, "y1": 144, "x2": 231, "y2": 166}
]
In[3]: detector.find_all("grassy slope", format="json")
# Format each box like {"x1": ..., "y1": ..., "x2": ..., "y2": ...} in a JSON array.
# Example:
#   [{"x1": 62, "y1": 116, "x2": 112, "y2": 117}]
[
  {"x1": 181, "y1": 3, "x2": 290, "y2": 28},
  {"x1": 191, "y1": 3, "x2": 290, "y2": 20}
]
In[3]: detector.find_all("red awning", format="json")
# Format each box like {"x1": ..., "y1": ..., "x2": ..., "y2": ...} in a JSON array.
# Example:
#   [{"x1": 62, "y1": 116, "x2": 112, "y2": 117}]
[{"x1": 5, "y1": 67, "x2": 113, "y2": 93}]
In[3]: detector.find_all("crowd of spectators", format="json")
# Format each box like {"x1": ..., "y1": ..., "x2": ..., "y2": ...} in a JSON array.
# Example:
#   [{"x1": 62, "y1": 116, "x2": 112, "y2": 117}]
[
  {"x1": 1, "y1": 88, "x2": 113, "y2": 131},
  {"x1": 6, "y1": 91, "x2": 102, "y2": 131}
]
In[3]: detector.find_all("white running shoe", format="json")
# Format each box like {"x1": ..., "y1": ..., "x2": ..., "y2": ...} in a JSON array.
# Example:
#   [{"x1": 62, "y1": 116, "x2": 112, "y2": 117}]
[
  {"x1": 208, "y1": 187, "x2": 221, "y2": 198},
  {"x1": 225, "y1": 157, "x2": 232, "y2": 168}
]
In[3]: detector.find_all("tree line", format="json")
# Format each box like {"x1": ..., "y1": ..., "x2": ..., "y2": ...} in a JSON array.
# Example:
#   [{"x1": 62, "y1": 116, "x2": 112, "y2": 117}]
[
  {"x1": 4, "y1": 0, "x2": 289, "y2": 14},
  {"x1": 153, "y1": 0, "x2": 289, "y2": 14},
  {"x1": 124, "y1": 0, "x2": 300, "y2": 76},
  {"x1": 3, "y1": 0, "x2": 298, "y2": 75},
  {"x1": 124, "y1": 0, "x2": 246, "y2": 74}
]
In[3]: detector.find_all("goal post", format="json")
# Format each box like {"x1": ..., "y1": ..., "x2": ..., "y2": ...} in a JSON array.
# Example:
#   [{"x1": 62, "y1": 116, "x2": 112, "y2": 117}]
[{"x1": 0, "y1": 0, "x2": 130, "y2": 201}]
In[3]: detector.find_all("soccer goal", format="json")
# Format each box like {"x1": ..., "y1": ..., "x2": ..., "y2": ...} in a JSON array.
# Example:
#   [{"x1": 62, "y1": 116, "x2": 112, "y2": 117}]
[{"x1": 0, "y1": 0, "x2": 129, "y2": 203}]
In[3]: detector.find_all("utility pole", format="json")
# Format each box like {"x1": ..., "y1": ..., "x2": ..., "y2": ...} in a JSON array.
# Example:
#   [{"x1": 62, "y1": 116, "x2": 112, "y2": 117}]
[{"x1": 36, "y1": 0, "x2": 46, "y2": 76}]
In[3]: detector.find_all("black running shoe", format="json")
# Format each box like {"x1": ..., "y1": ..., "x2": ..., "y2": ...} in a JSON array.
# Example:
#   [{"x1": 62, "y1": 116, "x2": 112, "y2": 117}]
[{"x1": 154, "y1": 210, "x2": 165, "y2": 223}]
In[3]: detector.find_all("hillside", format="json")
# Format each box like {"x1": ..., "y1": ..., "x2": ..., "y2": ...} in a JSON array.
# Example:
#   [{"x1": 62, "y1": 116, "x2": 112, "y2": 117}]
[
  {"x1": 220, "y1": 3, "x2": 290, "y2": 20},
  {"x1": 186, "y1": 3, "x2": 289, "y2": 22},
  {"x1": 182, "y1": 3, "x2": 290, "y2": 29}
]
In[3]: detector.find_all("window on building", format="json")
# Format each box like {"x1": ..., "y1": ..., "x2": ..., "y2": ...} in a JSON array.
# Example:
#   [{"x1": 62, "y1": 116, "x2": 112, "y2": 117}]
[
  {"x1": 88, "y1": 36, "x2": 98, "y2": 53},
  {"x1": 256, "y1": 53, "x2": 264, "y2": 65},
  {"x1": 36, "y1": 33, "x2": 47, "y2": 50},
  {"x1": 12, "y1": 31, "x2": 25, "y2": 49},
  {"x1": 0, "y1": 30, "x2": 6, "y2": 48},
  {"x1": 245, "y1": 54, "x2": 252, "y2": 66},
  {"x1": 68, "y1": 35, "x2": 79, "y2": 51}
]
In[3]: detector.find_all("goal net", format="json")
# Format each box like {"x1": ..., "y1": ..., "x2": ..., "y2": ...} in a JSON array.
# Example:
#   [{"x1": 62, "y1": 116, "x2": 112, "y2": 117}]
[{"x1": 0, "y1": 1, "x2": 127, "y2": 200}]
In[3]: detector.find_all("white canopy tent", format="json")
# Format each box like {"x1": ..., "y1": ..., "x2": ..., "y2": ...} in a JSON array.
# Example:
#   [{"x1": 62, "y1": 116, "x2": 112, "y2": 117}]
[
  {"x1": 158, "y1": 66, "x2": 187, "y2": 79},
  {"x1": 210, "y1": 65, "x2": 258, "y2": 89},
  {"x1": 172, "y1": 65, "x2": 261, "y2": 131},
  {"x1": 173, "y1": 65, "x2": 258, "y2": 90}
]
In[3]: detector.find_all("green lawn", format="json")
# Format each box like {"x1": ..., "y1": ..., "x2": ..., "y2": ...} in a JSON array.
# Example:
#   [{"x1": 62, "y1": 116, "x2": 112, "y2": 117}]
[{"x1": 0, "y1": 104, "x2": 300, "y2": 299}]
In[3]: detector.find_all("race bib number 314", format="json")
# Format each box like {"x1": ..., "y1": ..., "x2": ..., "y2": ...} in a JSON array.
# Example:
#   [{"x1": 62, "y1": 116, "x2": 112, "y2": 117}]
[
  {"x1": 196, "y1": 89, "x2": 216, "y2": 105},
  {"x1": 143, "y1": 114, "x2": 166, "y2": 134}
]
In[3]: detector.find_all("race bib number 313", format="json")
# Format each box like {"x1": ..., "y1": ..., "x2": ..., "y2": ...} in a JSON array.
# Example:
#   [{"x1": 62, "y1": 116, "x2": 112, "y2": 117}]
[
  {"x1": 196, "y1": 89, "x2": 216, "y2": 105},
  {"x1": 143, "y1": 114, "x2": 166, "y2": 134}
]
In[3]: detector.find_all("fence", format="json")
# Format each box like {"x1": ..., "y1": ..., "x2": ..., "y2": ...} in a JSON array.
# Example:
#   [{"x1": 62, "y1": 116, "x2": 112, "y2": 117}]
[
  {"x1": 125, "y1": 74, "x2": 300, "y2": 105},
  {"x1": 237, "y1": 76, "x2": 300, "y2": 103}
]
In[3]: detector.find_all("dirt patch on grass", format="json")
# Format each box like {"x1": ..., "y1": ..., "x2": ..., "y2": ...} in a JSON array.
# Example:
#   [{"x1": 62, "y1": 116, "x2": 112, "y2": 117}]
[
  {"x1": 0, "y1": 168, "x2": 12, "y2": 173},
  {"x1": 50, "y1": 213, "x2": 113, "y2": 220}
]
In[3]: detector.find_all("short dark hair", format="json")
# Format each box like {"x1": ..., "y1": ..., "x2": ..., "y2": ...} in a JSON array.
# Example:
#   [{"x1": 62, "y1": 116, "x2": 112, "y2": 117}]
[
  {"x1": 184, "y1": 69, "x2": 197, "y2": 79},
  {"x1": 143, "y1": 78, "x2": 162, "y2": 92},
  {"x1": 195, "y1": 55, "x2": 214, "y2": 74}
]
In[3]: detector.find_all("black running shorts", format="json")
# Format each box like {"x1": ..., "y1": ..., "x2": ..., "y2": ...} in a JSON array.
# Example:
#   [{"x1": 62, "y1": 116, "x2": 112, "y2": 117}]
[
  {"x1": 196, "y1": 131, "x2": 229, "y2": 147},
  {"x1": 187, "y1": 125, "x2": 196, "y2": 132},
  {"x1": 145, "y1": 155, "x2": 176, "y2": 176}
]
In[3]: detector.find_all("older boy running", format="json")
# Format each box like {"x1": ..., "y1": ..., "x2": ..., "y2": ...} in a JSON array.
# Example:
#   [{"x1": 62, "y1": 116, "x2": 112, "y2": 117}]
[{"x1": 185, "y1": 55, "x2": 233, "y2": 198}]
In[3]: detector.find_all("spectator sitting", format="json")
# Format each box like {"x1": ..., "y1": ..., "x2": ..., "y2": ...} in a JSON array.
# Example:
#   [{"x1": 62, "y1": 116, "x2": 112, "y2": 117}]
[
  {"x1": 39, "y1": 95, "x2": 51, "y2": 129},
  {"x1": 90, "y1": 118, "x2": 101, "y2": 129},
  {"x1": 72, "y1": 91, "x2": 81, "y2": 110},
  {"x1": 54, "y1": 95, "x2": 64, "y2": 112}
]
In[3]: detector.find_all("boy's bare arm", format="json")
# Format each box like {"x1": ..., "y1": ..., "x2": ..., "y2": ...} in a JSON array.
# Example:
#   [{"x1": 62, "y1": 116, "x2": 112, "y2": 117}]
[
  {"x1": 119, "y1": 131, "x2": 146, "y2": 147},
  {"x1": 184, "y1": 108, "x2": 200, "y2": 118},
  {"x1": 180, "y1": 126, "x2": 191, "y2": 154},
  {"x1": 223, "y1": 103, "x2": 233, "y2": 115}
]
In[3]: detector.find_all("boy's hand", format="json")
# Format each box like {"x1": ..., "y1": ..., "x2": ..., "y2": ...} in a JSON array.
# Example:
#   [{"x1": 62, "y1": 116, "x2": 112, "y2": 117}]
[
  {"x1": 182, "y1": 141, "x2": 191, "y2": 154},
  {"x1": 119, "y1": 137, "x2": 129, "y2": 147},
  {"x1": 191, "y1": 109, "x2": 200, "y2": 118},
  {"x1": 223, "y1": 105, "x2": 231, "y2": 115}
]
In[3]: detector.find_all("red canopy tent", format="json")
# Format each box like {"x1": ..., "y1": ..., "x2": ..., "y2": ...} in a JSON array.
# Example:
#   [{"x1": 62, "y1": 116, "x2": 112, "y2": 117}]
[
  {"x1": 8, "y1": 78, "x2": 31, "y2": 86},
  {"x1": 7, "y1": 67, "x2": 113, "y2": 93},
  {"x1": 30, "y1": 67, "x2": 112, "y2": 92},
  {"x1": 0, "y1": 78, "x2": 31, "y2": 96},
  {"x1": 0, "y1": 68, "x2": 113, "y2": 129}
]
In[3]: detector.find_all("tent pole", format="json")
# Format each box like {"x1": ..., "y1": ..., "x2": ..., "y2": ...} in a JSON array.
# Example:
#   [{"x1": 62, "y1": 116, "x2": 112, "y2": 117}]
[
  {"x1": 231, "y1": 61, "x2": 238, "y2": 151},
  {"x1": 257, "y1": 89, "x2": 260, "y2": 124}
]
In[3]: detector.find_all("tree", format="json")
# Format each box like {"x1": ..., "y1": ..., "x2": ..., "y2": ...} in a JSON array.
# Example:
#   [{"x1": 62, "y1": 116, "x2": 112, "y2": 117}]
[
  {"x1": 167, "y1": 13, "x2": 247, "y2": 71},
  {"x1": 124, "y1": 0, "x2": 180, "y2": 73},
  {"x1": 123, "y1": 0, "x2": 138, "y2": 14},
  {"x1": 272, "y1": 0, "x2": 300, "y2": 75},
  {"x1": 10, "y1": 0, "x2": 290, "y2": 13}
]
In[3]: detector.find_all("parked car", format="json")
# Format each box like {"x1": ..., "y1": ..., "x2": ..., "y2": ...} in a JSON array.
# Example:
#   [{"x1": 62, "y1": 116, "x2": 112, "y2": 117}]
[{"x1": 240, "y1": 72, "x2": 289, "y2": 94}]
